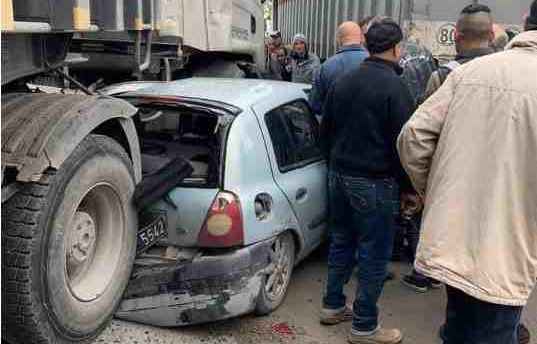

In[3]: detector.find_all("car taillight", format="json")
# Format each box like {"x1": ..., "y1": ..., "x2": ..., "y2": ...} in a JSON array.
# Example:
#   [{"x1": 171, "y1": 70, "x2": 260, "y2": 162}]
[{"x1": 198, "y1": 191, "x2": 244, "y2": 247}]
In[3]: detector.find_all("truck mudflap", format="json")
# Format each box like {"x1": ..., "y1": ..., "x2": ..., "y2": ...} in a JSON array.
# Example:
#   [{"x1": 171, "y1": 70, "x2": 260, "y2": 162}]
[{"x1": 116, "y1": 240, "x2": 272, "y2": 326}]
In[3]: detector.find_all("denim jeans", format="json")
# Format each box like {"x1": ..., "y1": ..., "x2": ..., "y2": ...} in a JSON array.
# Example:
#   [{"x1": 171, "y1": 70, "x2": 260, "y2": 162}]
[
  {"x1": 323, "y1": 171, "x2": 399, "y2": 332},
  {"x1": 444, "y1": 286, "x2": 523, "y2": 344}
]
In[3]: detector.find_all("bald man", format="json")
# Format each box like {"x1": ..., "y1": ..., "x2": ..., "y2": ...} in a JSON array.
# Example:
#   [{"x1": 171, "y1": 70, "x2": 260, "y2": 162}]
[{"x1": 310, "y1": 21, "x2": 368, "y2": 116}]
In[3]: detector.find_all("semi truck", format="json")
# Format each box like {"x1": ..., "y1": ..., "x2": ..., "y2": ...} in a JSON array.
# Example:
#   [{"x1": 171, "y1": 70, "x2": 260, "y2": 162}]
[
  {"x1": 1, "y1": 1, "x2": 265, "y2": 343},
  {"x1": 273, "y1": 0, "x2": 528, "y2": 61}
]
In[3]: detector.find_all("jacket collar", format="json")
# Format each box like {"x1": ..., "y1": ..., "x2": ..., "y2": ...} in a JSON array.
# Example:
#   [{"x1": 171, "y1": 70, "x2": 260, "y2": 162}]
[
  {"x1": 506, "y1": 30, "x2": 537, "y2": 52},
  {"x1": 455, "y1": 47, "x2": 495, "y2": 62},
  {"x1": 336, "y1": 44, "x2": 366, "y2": 54},
  {"x1": 364, "y1": 56, "x2": 404, "y2": 75},
  {"x1": 291, "y1": 50, "x2": 309, "y2": 62}
]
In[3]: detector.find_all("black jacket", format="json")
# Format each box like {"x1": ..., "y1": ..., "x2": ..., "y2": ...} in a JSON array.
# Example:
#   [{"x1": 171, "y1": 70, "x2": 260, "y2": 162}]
[{"x1": 321, "y1": 57, "x2": 415, "y2": 191}]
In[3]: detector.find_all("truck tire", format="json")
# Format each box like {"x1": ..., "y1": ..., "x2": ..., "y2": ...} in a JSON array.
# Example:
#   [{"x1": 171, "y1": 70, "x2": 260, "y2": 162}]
[
  {"x1": 2, "y1": 134, "x2": 137, "y2": 344},
  {"x1": 255, "y1": 232, "x2": 295, "y2": 315}
]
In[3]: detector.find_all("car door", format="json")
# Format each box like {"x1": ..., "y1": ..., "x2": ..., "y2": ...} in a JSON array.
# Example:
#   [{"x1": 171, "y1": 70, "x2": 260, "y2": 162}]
[{"x1": 254, "y1": 99, "x2": 327, "y2": 249}]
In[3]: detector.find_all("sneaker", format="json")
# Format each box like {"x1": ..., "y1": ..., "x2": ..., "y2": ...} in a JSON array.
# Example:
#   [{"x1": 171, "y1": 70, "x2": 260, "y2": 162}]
[
  {"x1": 401, "y1": 274, "x2": 429, "y2": 293},
  {"x1": 428, "y1": 278, "x2": 443, "y2": 289},
  {"x1": 349, "y1": 327, "x2": 403, "y2": 344},
  {"x1": 320, "y1": 305, "x2": 353, "y2": 325}
]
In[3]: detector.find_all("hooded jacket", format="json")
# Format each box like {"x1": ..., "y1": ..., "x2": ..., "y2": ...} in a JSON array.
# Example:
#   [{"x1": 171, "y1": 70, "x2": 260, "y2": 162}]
[
  {"x1": 397, "y1": 31, "x2": 537, "y2": 306},
  {"x1": 290, "y1": 38, "x2": 321, "y2": 84}
]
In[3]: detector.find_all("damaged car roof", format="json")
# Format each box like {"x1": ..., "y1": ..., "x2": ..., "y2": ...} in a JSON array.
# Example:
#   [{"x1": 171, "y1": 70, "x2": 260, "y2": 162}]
[{"x1": 104, "y1": 78, "x2": 310, "y2": 110}]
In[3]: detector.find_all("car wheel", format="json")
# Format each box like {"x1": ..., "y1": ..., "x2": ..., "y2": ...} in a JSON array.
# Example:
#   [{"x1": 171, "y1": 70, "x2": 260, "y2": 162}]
[{"x1": 255, "y1": 232, "x2": 295, "y2": 315}]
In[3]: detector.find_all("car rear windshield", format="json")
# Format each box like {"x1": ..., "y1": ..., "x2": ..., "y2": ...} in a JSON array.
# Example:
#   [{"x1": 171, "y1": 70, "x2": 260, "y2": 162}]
[{"x1": 132, "y1": 101, "x2": 231, "y2": 188}]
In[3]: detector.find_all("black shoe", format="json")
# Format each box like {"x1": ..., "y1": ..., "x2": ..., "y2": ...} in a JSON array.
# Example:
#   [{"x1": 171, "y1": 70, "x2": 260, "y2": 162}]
[
  {"x1": 401, "y1": 274, "x2": 429, "y2": 293},
  {"x1": 385, "y1": 271, "x2": 396, "y2": 282},
  {"x1": 439, "y1": 324, "x2": 447, "y2": 342},
  {"x1": 519, "y1": 323, "x2": 530, "y2": 344}
]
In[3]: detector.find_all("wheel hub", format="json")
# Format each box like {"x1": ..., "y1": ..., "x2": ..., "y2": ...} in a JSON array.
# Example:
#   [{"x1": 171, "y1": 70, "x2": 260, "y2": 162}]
[
  {"x1": 265, "y1": 237, "x2": 290, "y2": 300},
  {"x1": 67, "y1": 211, "x2": 96, "y2": 275}
]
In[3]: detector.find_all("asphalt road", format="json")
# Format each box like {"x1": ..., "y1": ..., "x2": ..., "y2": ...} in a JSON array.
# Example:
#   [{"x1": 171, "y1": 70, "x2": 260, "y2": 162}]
[{"x1": 96, "y1": 247, "x2": 536, "y2": 344}]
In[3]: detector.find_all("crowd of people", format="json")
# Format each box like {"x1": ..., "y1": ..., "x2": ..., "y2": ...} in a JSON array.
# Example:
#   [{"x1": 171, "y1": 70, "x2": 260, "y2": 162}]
[{"x1": 267, "y1": 1, "x2": 537, "y2": 344}]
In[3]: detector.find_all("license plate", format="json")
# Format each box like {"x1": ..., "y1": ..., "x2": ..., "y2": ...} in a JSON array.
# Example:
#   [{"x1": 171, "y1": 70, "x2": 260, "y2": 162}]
[{"x1": 137, "y1": 213, "x2": 167, "y2": 254}]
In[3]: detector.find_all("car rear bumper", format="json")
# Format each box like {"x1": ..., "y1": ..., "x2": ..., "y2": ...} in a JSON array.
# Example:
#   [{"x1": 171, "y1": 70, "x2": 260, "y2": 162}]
[{"x1": 115, "y1": 240, "x2": 271, "y2": 326}]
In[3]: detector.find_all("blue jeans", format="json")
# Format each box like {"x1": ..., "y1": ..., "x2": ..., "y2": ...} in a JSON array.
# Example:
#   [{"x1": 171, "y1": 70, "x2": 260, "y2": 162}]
[
  {"x1": 323, "y1": 172, "x2": 399, "y2": 332},
  {"x1": 444, "y1": 286, "x2": 523, "y2": 344}
]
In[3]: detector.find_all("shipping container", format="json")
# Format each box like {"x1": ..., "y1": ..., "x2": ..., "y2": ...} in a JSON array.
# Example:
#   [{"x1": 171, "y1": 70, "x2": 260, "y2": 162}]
[{"x1": 274, "y1": 0, "x2": 528, "y2": 60}]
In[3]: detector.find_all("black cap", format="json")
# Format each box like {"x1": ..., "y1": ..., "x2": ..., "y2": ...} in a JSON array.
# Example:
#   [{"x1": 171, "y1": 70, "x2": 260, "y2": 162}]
[
  {"x1": 527, "y1": 0, "x2": 537, "y2": 30},
  {"x1": 365, "y1": 19, "x2": 403, "y2": 54}
]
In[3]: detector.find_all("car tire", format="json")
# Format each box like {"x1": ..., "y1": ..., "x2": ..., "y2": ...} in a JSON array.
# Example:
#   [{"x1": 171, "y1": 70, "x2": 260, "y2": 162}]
[
  {"x1": 255, "y1": 232, "x2": 295, "y2": 316},
  {"x1": 2, "y1": 134, "x2": 137, "y2": 344}
]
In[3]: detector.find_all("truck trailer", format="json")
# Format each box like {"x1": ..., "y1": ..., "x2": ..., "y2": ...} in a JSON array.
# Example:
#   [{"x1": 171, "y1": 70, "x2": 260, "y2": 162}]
[
  {"x1": 1, "y1": 1, "x2": 265, "y2": 343},
  {"x1": 273, "y1": 0, "x2": 527, "y2": 60}
]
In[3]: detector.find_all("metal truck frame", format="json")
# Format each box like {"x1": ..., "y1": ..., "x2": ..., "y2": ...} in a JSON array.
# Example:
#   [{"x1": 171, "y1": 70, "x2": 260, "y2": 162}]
[{"x1": 1, "y1": 1, "x2": 265, "y2": 343}]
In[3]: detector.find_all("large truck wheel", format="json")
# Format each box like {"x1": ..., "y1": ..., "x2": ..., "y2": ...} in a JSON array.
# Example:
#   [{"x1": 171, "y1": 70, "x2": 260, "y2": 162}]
[{"x1": 2, "y1": 134, "x2": 137, "y2": 344}]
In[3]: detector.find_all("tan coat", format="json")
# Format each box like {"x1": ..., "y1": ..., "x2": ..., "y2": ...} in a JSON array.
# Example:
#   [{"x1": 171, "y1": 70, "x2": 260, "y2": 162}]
[{"x1": 397, "y1": 31, "x2": 537, "y2": 306}]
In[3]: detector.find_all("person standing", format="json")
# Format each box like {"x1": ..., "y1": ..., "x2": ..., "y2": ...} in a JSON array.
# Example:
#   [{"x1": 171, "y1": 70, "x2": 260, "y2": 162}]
[
  {"x1": 400, "y1": 3, "x2": 496, "y2": 293},
  {"x1": 424, "y1": 4, "x2": 495, "y2": 99},
  {"x1": 267, "y1": 46, "x2": 292, "y2": 81},
  {"x1": 320, "y1": 19, "x2": 415, "y2": 344},
  {"x1": 290, "y1": 33, "x2": 321, "y2": 84},
  {"x1": 267, "y1": 31, "x2": 284, "y2": 63},
  {"x1": 397, "y1": 1, "x2": 537, "y2": 342},
  {"x1": 309, "y1": 22, "x2": 368, "y2": 116}
]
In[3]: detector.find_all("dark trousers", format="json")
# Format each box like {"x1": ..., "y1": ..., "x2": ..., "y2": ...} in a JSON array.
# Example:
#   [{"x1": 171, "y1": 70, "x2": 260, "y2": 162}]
[
  {"x1": 398, "y1": 214, "x2": 430, "y2": 281},
  {"x1": 444, "y1": 285, "x2": 523, "y2": 344},
  {"x1": 323, "y1": 171, "x2": 399, "y2": 332}
]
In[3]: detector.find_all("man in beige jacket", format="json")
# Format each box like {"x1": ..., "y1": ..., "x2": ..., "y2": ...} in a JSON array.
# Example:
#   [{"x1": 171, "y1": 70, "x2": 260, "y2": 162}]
[{"x1": 397, "y1": 2, "x2": 537, "y2": 342}]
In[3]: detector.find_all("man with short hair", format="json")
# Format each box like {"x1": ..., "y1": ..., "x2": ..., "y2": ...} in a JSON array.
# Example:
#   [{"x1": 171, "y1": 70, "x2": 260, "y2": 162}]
[
  {"x1": 290, "y1": 33, "x2": 321, "y2": 84},
  {"x1": 267, "y1": 46, "x2": 292, "y2": 81},
  {"x1": 320, "y1": 19, "x2": 414, "y2": 344},
  {"x1": 401, "y1": 3, "x2": 497, "y2": 293},
  {"x1": 267, "y1": 30, "x2": 284, "y2": 59},
  {"x1": 310, "y1": 21, "x2": 368, "y2": 116},
  {"x1": 397, "y1": 1, "x2": 537, "y2": 342},
  {"x1": 424, "y1": 3, "x2": 495, "y2": 98}
]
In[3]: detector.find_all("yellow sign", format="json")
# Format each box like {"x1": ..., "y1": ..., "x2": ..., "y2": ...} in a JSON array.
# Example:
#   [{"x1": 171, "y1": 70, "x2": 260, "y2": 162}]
[
  {"x1": 73, "y1": 6, "x2": 90, "y2": 31},
  {"x1": 1, "y1": 0, "x2": 15, "y2": 31}
]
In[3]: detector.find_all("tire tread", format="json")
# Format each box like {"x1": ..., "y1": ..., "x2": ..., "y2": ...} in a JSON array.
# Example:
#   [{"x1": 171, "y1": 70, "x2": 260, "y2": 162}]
[
  {"x1": 2, "y1": 134, "x2": 136, "y2": 344},
  {"x1": 2, "y1": 174, "x2": 53, "y2": 344}
]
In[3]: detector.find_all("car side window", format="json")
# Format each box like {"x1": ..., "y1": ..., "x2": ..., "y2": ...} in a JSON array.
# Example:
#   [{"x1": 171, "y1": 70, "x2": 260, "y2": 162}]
[{"x1": 265, "y1": 100, "x2": 322, "y2": 172}]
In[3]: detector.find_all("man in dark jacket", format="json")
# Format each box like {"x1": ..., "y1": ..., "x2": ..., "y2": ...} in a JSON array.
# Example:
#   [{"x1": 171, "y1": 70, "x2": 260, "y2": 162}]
[
  {"x1": 320, "y1": 19, "x2": 414, "y2": 344},
  {"x1": 310, "y1": 21, "x2": 368, "y2": 116}
]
